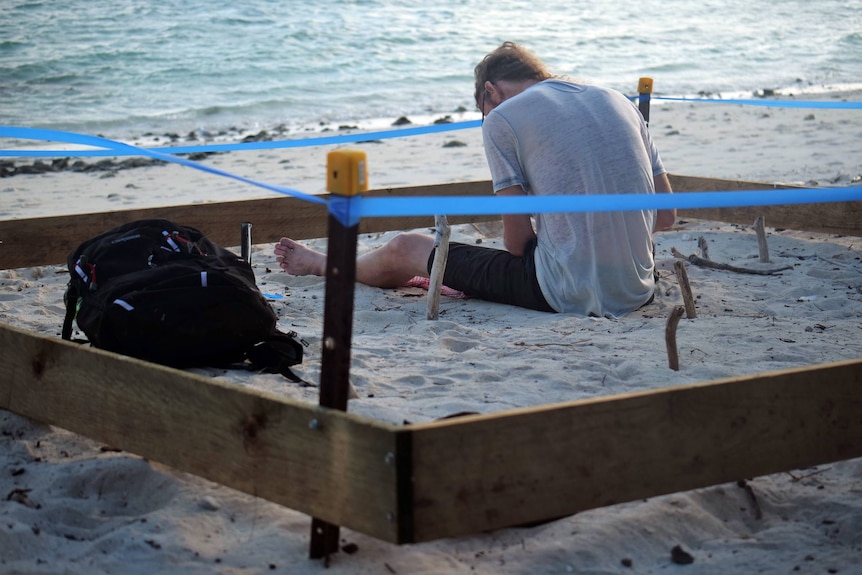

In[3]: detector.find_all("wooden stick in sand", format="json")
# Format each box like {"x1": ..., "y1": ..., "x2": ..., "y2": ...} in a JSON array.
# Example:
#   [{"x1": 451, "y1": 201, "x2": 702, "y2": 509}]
[
  {"x1": 754, "y1": 216, "x2": 770, "y2": 263},
  {"x1": 671, "y1": 247, "x2": 792, "y2": 275},
  {"x1": 665, "y1": 305, "x2": 686, "y2": 371},
  {"x1": 426, "y1": 215, "x2": 451, "y2": 320},
  {"x1": 697, "y1": 236, "x2": 710, "y2": 260},
  {"x1": 673, "y1": 260, "x2": 698, "y2": 318}
]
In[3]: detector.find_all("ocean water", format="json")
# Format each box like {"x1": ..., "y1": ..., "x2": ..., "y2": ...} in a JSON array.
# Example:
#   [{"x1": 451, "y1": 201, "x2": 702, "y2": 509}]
[{"x1": 2, "y1": 0, "x2": 861, "y2": 142}]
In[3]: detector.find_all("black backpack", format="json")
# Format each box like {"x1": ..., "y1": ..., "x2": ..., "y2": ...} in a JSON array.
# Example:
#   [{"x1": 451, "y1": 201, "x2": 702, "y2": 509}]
[{"x1": 61, "y1": 219, "x2": 306, "y2": 381}]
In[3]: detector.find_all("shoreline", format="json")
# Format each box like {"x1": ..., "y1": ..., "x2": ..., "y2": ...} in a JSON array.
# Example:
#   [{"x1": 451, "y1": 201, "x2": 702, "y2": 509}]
[
  {"x1": 0, "y1": 109, "x2": 480, "y2": 157},
  {"x1": 0, "y1": 111, "x2": 476, "y2": 179},
  {"x1": 4, "y1": 78, "x2": 861, "y2": 150},
  {"x1": 2, "y1": 85, "x2": 859, "y2": 155}
]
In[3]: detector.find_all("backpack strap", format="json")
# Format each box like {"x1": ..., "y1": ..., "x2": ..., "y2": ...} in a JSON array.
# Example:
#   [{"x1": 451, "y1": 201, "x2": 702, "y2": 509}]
[
  {"x1": 245, "y1": 331, "x2": 310, "y2": 385},
  {"x1": 61, "y1": 283, "x2": 78, "y2": 341}
]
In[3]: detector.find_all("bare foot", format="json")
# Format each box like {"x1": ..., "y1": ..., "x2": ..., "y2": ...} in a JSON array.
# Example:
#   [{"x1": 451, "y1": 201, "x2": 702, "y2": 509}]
[{"x1": 274, "y1": 237, "x2": 326, "y2": 276}]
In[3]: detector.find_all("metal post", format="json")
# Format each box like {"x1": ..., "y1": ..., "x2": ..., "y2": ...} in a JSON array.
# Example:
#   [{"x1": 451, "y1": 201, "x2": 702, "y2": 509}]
[
  {"x1": 638, "y1": 77, "x2": 653, "y2": 126},
  {"x1": 309, "y1": 149, "x2": 368, "y2": 565},
  {"x1": 241, "y1": 222, "x2": 252, "y2": 263}
]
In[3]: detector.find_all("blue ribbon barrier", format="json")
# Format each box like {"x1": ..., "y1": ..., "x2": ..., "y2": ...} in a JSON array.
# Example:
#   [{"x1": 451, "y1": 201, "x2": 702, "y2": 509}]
[
  {"x1": 2, "y1": 96, "x2": 859, "y2": 158},
  {"x1": 653, "y1": 97, "x2": 862, "y2": 109},
  {"x1": 0, "y1": 121, "x2": 483, "y2": 158},
  {"x1": 353, "y1": 187, "x2": 862, "y2": 220},
  {"x1": 2, "y1": 123, "x2": 860, "y2": 228},
  {"x1": 329, "y1": 195, "x2": 362, "y2": 228},
  {"x1": 0, "y1": 126, "x2": 326, "y2": 205}
]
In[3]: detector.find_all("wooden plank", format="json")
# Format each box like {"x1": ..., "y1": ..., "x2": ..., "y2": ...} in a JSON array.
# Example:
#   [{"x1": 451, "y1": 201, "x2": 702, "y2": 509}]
[
  {"x1": 405, "y1": 358, "x2": 862, "y2": 543},
  {"x1": 0, "y1": 322, "x2": 402, "y2": 543},
  {"x1": 670, "y1": 174, "x2": 862, "y2": 237},
  {"x1": 0, "y1": 196, "x2": 323, "y2": 270},
  {"x1": 5, "y1": 174, "x2": 860, "y2": 269},
  {"x1": 356, "y1": 181, "x2": 495, "y2": 238},
  {"x1": 3, "y1": 174, "x2": 860, "y2": 269},
  {"x1": 0, "y1": 181, "x2": 494, "y2": 269},
  {"x1": 4, "y1": 309, "x2": 862, "y2": 547},
  {"x1": 670, "y1": 174, "x2": 795, "y2": 193}
]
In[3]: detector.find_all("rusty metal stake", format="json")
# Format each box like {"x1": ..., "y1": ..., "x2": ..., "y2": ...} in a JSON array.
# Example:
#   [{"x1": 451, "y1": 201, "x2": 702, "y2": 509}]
[{"x1": 309, "y1": 149, "x2": 367, "y2": 565}]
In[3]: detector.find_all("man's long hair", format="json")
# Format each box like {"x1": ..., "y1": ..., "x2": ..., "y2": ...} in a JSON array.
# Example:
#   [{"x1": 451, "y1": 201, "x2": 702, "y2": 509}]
[{"x1": 473, "y1": 42, "x2": 553, "y2": 107}]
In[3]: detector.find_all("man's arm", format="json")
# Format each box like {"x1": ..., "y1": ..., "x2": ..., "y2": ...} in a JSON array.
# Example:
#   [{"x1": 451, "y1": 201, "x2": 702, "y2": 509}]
[
  {"x1": 497, "y1": 185, "x2": 536, "y2": 256},
  {"x1": 654, "y1": 172, "x2": 676, "y2": 231}
]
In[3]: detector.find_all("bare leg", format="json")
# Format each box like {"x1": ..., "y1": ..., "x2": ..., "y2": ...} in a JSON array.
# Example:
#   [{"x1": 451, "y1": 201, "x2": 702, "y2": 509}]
[{"x1": 274, "y1": 232, "x2": 435, "y2": 288}]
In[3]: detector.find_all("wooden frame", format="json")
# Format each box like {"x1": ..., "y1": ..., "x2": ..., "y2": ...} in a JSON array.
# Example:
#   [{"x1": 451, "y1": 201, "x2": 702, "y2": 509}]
[
  {"x1": 1, "y1": 177, "x2": 861, "y2": 548},
  {"x1": 0, "y1": 181, "x2": 497, "y2": 270},
  {"x1": 2, "y1": 175, "x2": 860, "y2": 270},
  {"x1": 2, "y1": 323, "x2": 860, "y2": 545}
]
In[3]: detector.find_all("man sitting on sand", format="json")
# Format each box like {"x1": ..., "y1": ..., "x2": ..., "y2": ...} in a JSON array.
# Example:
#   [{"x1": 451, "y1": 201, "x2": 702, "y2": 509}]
[{"x1": 275, "y1": 41, "x2": 676, "y2": 317}]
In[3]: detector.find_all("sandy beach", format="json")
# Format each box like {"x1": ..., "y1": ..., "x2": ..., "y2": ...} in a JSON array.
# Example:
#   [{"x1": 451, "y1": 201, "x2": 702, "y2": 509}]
[{"x1": 1, "y1": 92, "x2": 862, "y2": 574}]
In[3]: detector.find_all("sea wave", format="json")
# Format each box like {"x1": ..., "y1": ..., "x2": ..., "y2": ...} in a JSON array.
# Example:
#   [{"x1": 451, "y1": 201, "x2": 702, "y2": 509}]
[{"x1": 0, "y1": 0, "x2": 859, "y2": 142}]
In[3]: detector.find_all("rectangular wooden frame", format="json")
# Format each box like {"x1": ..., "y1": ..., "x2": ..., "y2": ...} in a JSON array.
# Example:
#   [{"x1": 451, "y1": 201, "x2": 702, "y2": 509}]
[{"x1": 1, "y1": 176, "x2": 861, "y2": 546}]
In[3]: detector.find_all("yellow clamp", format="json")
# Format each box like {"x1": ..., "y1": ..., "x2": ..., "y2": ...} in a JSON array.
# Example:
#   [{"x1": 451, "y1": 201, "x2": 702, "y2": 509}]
[
  {"x1": 638, "y1": 77, "x2": 654, "y2": 95},
  {"x1": 327, "y1": 149, "x2": 368, "y2": 196}
]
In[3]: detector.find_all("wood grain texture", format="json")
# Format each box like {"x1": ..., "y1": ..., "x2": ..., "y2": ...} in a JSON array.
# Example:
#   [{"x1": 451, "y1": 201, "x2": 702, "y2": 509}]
[
  {"x1": 670, "y1": 175, "x2": 862, "y2": 237},
  {"x1": 0, "y1": 322, "x2": 402, "y2": 542},
  {"x1": 405, "y1": 359, "x2": 862, "y2": 542},
  {"x1": 3, "y1": 175, "x2": 858, "y2": 270},
  {"x1": 0, "y1": 181, "x2": 494, "y2": 269}
]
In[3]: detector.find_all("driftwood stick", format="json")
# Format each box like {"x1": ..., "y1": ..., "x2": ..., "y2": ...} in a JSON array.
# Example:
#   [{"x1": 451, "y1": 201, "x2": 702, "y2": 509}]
[
  {"x1": 754, "y1": 216, "x2": 770, "y2": 263},
  {"x1": 427, "y1": 215, "x2": 451, "y2": 320},
  {"x1": 673, "y1": 260, "x2": 697, "y2": 318},
  {"x1": 665, "y1": 306, "x2": 686, "y2": 371},
  {"x1": 671, "y1": 247, "x2": 792, "y2": 275},
  {"x1": 697, "y1": 236, "x2": 710, "y2": 260},
  {"x1": 737, "y1": 479, "x2": 764, "y2": 520}
]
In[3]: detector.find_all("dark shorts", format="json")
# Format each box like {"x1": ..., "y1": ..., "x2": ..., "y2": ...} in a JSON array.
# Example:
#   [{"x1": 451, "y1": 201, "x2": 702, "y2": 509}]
[{"x1": 427, "y1": 238, "x2": 555, "y2": 312}]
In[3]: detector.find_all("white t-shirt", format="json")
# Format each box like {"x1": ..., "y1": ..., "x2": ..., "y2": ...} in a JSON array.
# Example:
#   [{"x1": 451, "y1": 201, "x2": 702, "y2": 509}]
[{"x1": 482, "y1": 79, "x2": 667, "y2": 317}]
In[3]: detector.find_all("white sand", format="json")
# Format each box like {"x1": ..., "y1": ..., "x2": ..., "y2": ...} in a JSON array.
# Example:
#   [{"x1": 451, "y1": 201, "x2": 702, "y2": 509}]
[{"x1": 1, "y1": 93, "x2": 862, "y2": 574}]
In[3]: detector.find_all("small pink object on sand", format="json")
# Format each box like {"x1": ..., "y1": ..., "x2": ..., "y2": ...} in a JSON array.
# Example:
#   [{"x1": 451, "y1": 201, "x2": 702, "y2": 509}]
[{"x1": 403, "y1": 276, "x2": 467, "y2": 299}]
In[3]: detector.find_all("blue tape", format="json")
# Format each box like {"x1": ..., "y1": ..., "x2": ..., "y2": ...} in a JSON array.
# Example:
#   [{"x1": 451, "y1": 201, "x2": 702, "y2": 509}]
[
  {"x1": 654, "y1": 97, "x2": 862, "y2": 109},
  {"x1": 3, "y1": 94, "x2": 859, "y2": 157},
  {"x1": 0, "y1": 120, "x2": 483, "y2": 158},
  {"x1": 329, "y1": 195, "x2": 362, "y2": 228},
  {"x1": 356, "y1": 187, "x2": 862, "y2": 218},
  {"x1": 0, "y1": 126, "x2": 326, "y2": 205},
  {"x1": 3, "y1": 125, "x2": 861, "y2": 229}
]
